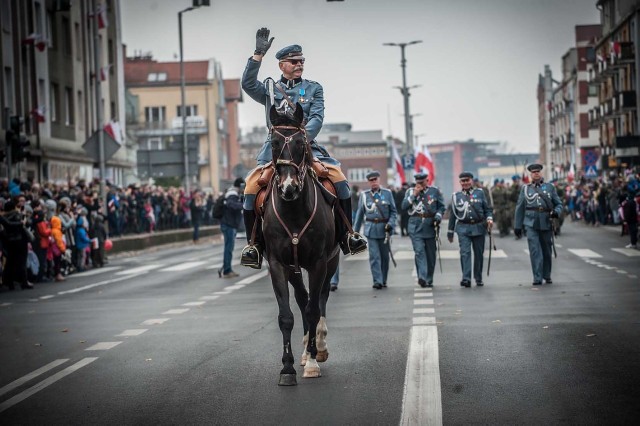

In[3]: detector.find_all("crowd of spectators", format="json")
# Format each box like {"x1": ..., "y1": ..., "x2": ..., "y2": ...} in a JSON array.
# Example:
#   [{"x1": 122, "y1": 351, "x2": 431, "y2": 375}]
[{"x1": 0, "y1": 177, "x2": 220, "y2": 290}]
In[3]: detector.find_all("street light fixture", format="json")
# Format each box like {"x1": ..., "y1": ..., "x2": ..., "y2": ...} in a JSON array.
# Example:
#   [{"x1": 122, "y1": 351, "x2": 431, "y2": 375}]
[
  {"x1": 178, "y1": 1, "x2": 209, "y2": 192},
  {"x1": 383, "y1": 40, "x2": 422, "y2": 157}
]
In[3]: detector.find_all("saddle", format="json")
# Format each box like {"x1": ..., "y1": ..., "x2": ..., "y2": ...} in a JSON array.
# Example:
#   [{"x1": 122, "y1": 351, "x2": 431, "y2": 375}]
[{"x1": 254, "y1": 159, "x2": 337, "y2": 216}]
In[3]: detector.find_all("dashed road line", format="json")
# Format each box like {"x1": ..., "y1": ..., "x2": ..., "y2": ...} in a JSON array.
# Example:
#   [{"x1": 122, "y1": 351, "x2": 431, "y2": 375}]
[
  {"x1": 160, "y1": 261, "x2": 207, "y2": 272},
  {"x1": 568, "y1": 249, "x2": 602, "y2": 258},
  {"x1": 163, "y1": 308, "x2": 190, "y2": 314},
  {"x1": 141, "y1": 318, "x2": 171, "y2": 325},
  {"x1": 414, "y1": 293, "x2": 433, "y2": 298},
  {"x1": 115, "y1": 265, "x2": 162, "y2": 275},
  {"x1": 0, "y1": 357, "x2": 98, "y2": 413},
  {"x1": 57, "y1": 272, "x2": 147, "y2": 295},
  {"x1": 413, "y1": 317, "x2": 436, "y2": 325},
  {"x1": 0, "y1": 359, "x2": 69, "y2": 397},
  {"x1": 182, "y1": 301, "x2": 206, "y2": 307},
  {"x1": 611, "y1": 248, "x2": 640, "y2": 257},
  {"x1": 199, "y1": 295, "x2": 220, "y2": 301},
  {"x1": 39, "y1": 295, "x2": 55, "y2": 300},
  {"x1": 116, "y1": 329, "x2": 148, "y2": 337},
  {"x1": 71, "y1": 266, "x2": 122, "y2": 277},
  {"x1": 414, "y1": 299, "x2": 434, "y2": 305},
  {"x1": 85, "y1": 342, "x2": 122, "y2": 351},
  {"x1": 236, "y1": 270, "x2": 269, "y2": 285},
  {"x1": 413, "y1": 308, "x2": 435, "y2": 314}
]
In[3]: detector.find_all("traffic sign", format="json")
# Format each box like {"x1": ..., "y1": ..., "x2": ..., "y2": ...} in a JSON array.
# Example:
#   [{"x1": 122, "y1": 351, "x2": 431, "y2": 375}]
[
  {"x1": 585, "y1": 165, "x2": 597, "y2": 178},
  {"x1": 402, "y1": 153, "x2": 415, "y2": 169},
  {"x1": 584, "y1": 150, "x2": 598, "y2": 167}
]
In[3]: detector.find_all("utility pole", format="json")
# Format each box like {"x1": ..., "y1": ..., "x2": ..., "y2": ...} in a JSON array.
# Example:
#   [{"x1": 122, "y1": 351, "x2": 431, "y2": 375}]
[
  {"x1": 93, "y1": 0, "x2": 106, "y2": 204},
  {"x1": 178, "y1": 1, "x2": 210, "y2": 193}
]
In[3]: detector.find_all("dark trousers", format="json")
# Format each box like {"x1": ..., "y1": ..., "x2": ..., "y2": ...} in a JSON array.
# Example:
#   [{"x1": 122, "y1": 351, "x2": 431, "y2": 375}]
[
  {"x1": 193, "y1": 222, "x2": 200, "y2": 242},
  {"x1": 221, "y1": 223, "x2": 237, "y2": 274},
  {"x1": 457, "y1": 233, "x2": 485, "y2": 283},
  {"x1": 629, "y1": 222, "x2": 638, "y2": 246},
  {"x1": 3, "y1": 242, "x2": 28, "y2": 288},
  {"x1": 34, "y1": 245, "x2": 47, "y2": 282}
]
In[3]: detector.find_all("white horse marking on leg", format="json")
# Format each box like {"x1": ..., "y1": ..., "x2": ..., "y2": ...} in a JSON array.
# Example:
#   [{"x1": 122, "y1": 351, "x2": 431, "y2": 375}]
[{"x1": 316, "y1": 316, "x2": 328, "y2": 352}]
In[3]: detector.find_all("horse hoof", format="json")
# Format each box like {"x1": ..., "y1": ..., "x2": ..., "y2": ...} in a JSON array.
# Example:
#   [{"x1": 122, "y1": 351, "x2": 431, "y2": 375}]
[
  {"x1": 303, "y1": 367, "x2": 321, "y2": 378},
  {"x1": 278, "y1": 373, "x2": 297, "y2": 386},
  {"x1": 316, "y1": 350, "x2": 329, "y2": 363},
  {"x1": 300, "y1": 353, "x2": 308, "y2": 366}
]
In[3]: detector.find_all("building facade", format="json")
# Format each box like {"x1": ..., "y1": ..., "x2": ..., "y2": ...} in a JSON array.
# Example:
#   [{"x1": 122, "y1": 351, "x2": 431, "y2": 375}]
[
  {"x1": 125, "y1": 53, "x2": 228, "y2": 192},
  {"x1": 0, "y1": 0, "x2": 131, "y2": 184}
]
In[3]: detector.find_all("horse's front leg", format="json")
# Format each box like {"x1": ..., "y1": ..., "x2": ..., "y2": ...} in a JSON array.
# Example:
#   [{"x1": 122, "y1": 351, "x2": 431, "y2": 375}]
[
  {"x1": 316, "y1": 253, "x2": 338, "y2": 363},
  {"x1": 303, "y1": 262, "x2": 327, "y2": 378},
  {"x1": 270, "y1": 263, "x2": 297, "y2": 386},
  {"x1": 289, "y1": 273, "x2": 310, "y2": 366}
]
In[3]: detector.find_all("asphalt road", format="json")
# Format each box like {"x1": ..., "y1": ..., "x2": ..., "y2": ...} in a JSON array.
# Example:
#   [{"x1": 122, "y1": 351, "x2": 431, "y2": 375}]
[{"x1": 0, "y1": 220, "x2": 638, "y2": 425}]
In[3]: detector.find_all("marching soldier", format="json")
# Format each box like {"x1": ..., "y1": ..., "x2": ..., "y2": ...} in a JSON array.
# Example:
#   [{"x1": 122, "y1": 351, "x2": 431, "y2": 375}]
[
  {"x1": 354, "y1": 171, "x2": 398, "y2": 289},
  {"x1": 447, "y1": 172, "x2": 494, "y2": 287},
  {"x1": 491, "y1": 179, "x2": 511, "y2": 237},
  {"x1": 402, "y1": 171, "x2": 445, "y2": 288},
  {"x1": 514, "y1": 164, "x2": 563, "y2": 285}
]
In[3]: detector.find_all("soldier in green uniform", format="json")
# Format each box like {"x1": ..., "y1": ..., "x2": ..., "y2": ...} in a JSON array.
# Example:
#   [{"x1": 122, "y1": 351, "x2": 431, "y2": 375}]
[{"x1": 491, "y1": 179, "x2": 511, "y2": 237}]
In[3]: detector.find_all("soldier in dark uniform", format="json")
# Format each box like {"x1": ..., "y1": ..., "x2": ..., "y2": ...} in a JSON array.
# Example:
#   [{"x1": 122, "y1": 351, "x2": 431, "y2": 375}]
[
  {"x1": 354, "y1": 171, "x2": 398, "y2": 289},
  {"x1": 491, "y1": 179, "x2": 511, "y2": 237},
  {"x1": 447, "y1": 172, "x2": 494, "y2": 287},
  {"x1": 514, "y1": 164, "x2": 563, "y2": 285},
  {"x1": 240, "y1": 28, "x2": 365, "y2": 269},
  {"x1": 402, "y1": 172, "x2": 445, "y2": 288}
]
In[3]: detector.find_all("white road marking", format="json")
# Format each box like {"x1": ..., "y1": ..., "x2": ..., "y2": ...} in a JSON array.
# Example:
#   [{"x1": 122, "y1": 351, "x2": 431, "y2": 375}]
[
  {"x1": 0, "y1": 303, "x2": 11, "y2": 307},
  {"x1": 71, "y1": 266, "x2": 122, "y2": 277},
  {"x1": 413, "y1": 308, "x2": 435, "y2": 314},
  {"x1": 141, "y1": 318, "x2": 170, "y2": 325},
  {"x1": 414, "y1": 293, "x2": 433, "y2": 298},
  {"x1": 629, "y1": 275, "x2": 638, "y2": 279},
  {"x1": 212, "y1": 291, "x2": 232, "y2": 295},
  {"x1": 413, "y1": 317, "x2": 436, "y2": 325},
  {"x1": 387, "y1": 250, "x2": 508, "y2": 260},
  {"x1": 616, "y1": 270, "x2": 627, "y2": 274},
  {"x1": 116, "y1": 329, "x2": 148, "y2": 337},
  {"x1": 0, "y1": 359, "x2": 69, "y2": 397},
  {"x1": 115, "y1": 264, "x2": 162, "y2": 275},
  {"x1": 414, "y1": 288, "x2": 433, "y2": 292},
  {"x1": 39, "y1": 295, "x2": 55, "y2": 300},
  {"x1": 182, "y1": 301, "x2": 205, "y2": 307},
  {"x1": 160, "y1": 261, "x2": 206, "y2": 272},
  {"x1": 163, "y1": 308, "x2": 190, "y2": 314},
  {"x1": 85, "y1": 342, "x2": 122, "y2": 351},
  {"x1": 199, "y1": 295, "x2": 220, "y2": 301},
  {"x1": 0, "y1": 358, "x2": 98, "y2": 413},
  {"x1": 568, "y1": 249, "x2": 602, "y2": 258},
  {"x1": 524, "y1": 249, "x2": 530, "y2": 255},
  {"x1": 414, "y1": 299, "x2": 434, "y2": 305},
  {"x1": 223, "y1": 284, "x2": 245, "y2": 291},
  {"x1": 57, "y1": 272, "x2": 147, "y2": 295},
  {"x1": 400, "y1": 326, "x2": 442, "y2": 425},
  {"x1": 555, "y1": 243, "x2": 563, "y2": 248},
  {"x1": 611, "y1": 248, "x2": 640, "y2": 257},
  {"x1": 236, "y1": 270, "x2": 269, "y2": 285},
  {"x1": 205, "y1": 259, "x2": 240, "y2": 270}
]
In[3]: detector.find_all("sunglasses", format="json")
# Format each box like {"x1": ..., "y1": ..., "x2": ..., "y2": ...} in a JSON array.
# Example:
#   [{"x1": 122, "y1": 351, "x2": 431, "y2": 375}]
[
  {"x1": 368, "y1": 178, "x2": 378, "y2": 182},
  {"x1": 460, "y1": 178, "x2": 471, "y2": 182},
  {"x1": 283, "y1": 59, "x2": 305, "y2": 65}
]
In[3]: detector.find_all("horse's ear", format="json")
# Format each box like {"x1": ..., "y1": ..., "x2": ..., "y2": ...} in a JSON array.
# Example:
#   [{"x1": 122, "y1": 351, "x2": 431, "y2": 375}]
[
  {"x1": 269, "y1": 105, "x2": 279, "y2": 126},
  {"x1": 294, "y1": 102, "x2": 304, "y2": 126}
]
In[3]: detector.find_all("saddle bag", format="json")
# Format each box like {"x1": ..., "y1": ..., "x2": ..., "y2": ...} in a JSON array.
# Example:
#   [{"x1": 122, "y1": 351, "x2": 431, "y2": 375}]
[
  {"x1": 311, "y1": 158, "x2": 329, "y2": 178},
  {"x1": 257, "y1": 162, "x2": 275, "y2": 186}
]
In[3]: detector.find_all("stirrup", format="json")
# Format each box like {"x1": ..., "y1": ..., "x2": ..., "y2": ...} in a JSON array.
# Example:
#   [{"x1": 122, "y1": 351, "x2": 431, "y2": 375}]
[
  {"x1": 241, "y1": 244, "x2": 263, "y2": 269},
  {"x1": 342, "y1": 232, "x2": 367, "y2": 255}
]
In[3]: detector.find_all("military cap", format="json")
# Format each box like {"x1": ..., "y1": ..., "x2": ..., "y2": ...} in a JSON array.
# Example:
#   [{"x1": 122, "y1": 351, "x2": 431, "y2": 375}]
[
  {"x1": 366, "y1": 170, "x2": 381, "y2": 180},
  {"x1": 459, "y1": 171, "x2": 474, "y2": 179},
  {"x1": 414, "y1": 172, "x2": 428, "y2": 181},
  {"x1": 276, "y1": 45, "x2": 304, "y2": 61},
  {"x1": 233, "y1": 177, "x2": 245, "y2": 188},
  {"x1": 512, "y1": 174, "x2": 521, "y2": 180},
  {"x1": 494, "y1": 178, "x2": 500, "y2": 185},
  {"x1": 527, "y1": 163, "x2": 543, "y2": 172}
]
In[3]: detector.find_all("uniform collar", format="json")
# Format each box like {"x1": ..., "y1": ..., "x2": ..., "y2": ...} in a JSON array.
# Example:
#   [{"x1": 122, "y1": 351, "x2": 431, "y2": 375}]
[
  {"x1": 280, "y1": 76, "x2": 302, "y2": 88},
  {"x1": 462, "y1": 188, "x2": 473, "y2": 196},
  {"x1": 533, "y1": 178, "x2": 544, "y2": 187}
]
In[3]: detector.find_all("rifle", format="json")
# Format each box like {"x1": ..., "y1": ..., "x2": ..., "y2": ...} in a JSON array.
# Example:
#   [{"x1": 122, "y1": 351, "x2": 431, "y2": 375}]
[
  {"x1": 435, "y1": 222, "x2": 443, "y2": 273},
  {"x1": 384, "y1": 229, "x2": 397, "y2": 268}
]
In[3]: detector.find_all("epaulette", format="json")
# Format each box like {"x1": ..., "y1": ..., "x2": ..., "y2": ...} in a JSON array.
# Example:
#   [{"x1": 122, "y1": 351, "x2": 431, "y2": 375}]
[{"x1": 305, "y1": 79, "x2": 321, "y2": 86}]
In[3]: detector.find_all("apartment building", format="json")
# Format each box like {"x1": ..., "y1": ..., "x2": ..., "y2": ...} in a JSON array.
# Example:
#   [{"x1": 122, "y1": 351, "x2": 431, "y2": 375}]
[{"x1": 0, "y1": 0, "x2": 131, "y2": 184}]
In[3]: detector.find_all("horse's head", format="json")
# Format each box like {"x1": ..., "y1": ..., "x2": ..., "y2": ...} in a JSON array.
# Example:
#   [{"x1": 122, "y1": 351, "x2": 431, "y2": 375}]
[{"x1": 269, "y1": 103, "x2": 309, "y2": 201}]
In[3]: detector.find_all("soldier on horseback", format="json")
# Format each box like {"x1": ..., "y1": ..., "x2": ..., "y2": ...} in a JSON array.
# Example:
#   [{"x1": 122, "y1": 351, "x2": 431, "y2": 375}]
[{"x1": 240, "y1": 28, "x2": 367, "y2": 269}]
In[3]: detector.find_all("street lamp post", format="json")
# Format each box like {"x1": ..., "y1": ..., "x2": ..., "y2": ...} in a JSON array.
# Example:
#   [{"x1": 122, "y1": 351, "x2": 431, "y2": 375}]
[
  {"x1": 178, "y1": 1, "x2": 209, "y2": 192},
  {"x1": 383, "y1": 40, "x2": 422, "y2": 156}
]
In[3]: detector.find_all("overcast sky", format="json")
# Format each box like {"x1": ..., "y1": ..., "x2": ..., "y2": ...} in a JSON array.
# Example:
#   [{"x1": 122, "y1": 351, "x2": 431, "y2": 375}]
[{"x1": 121, "y1": 0, "x2": 600, "y2": 153}]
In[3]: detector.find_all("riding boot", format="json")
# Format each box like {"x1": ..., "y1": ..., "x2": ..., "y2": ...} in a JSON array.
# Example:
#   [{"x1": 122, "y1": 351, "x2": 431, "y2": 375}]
[
  {"x1": 337, "y1": 198, "x2": 367, "y2": 255},
  {"x1": 241, "y1": 209, "x2": 264, "y2": 269}
]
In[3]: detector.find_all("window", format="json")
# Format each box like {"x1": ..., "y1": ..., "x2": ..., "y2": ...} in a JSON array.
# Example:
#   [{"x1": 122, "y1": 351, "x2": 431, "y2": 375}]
[
  {"x1": 110, "y1": 101, "x2": 116, "y2": 120},
  {"x1": 177, "y1": 104, "x2": 198, "y2": 117},
  {"x1": 108, "y1": 39, "x2": 114, "y2": 73},
  {"x1": 140, "y1": 138, "x2": 162, "y2": 150},
  {"x1": 50, "y1": 83, "x2": 58, "y2": 122},
  {"x1": 77, "y1": 91, "x2": 84, "y2": 129},
  {"x1": 75, "y1": 22, "x2": 81, "y2": 60},
  {"x1": 1, "y1": 1, "x2": 11, "y2": 32},
  {"x1": 145, "y1": 106, "x2": 166, "y2": 122},
  {"x1": 35, "y1": 2, "x2": 43, "y2": 34},
  {"x1": 62, "y1": 17, "x2": 71, "y2": 56},
  {"x1": 48, "y1": 12, "x2": 57, "y2": 49},
  {"x1": 157, "y1": 72, "x2": 167, "y2": 81},
  {"x1": 348, "y1": 168, "x2": 373, "y2": 182},
  {"x1": 4, "y1": 67, "x2": 13, "y2": 111},
  {"x1": 38, "y1": 78, "x2": 45, "y2": 108},
  {"x1": 147, "y1": 73, "x2": 158, "y2": 82},
  {"x1": 64, "y1": 87, "x2": 73, "y2": 125}
]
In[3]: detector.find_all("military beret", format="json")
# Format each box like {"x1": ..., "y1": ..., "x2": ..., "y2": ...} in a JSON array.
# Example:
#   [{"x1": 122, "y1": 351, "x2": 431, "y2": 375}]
[
  {"x1": 414, "y1": 172, "x2": 428, "y2": 181},
  {"x1": 459, "y1": 171, "x2": 474, "y2": 179},
  {"x1": 494, "y1": 178, "x2": 500, "y2": 185},
  {"x1": 527, "y1": 163, "x2": 543, "y2": 172},
  {"x1": 276, "y1": 45, "x2": 304, "y2": 61},
  {"x1": 366, "y1": 170, "x2": 381, "y2": 180}
]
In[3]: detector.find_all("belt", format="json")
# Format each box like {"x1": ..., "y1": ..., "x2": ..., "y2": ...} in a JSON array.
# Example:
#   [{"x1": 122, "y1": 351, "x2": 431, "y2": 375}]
[
  {"x1": 459, "y1": 219, "x2": 482, "y2": 224},
  {"x1": 414, "y1": 213, "x2": 435, "y2": 218},
  {"x1": 366, "y1": 218, "x2": 388, "y2": 223},
  {"x1": 526, "y1": 207, "x2": 550, "y2": 212}
]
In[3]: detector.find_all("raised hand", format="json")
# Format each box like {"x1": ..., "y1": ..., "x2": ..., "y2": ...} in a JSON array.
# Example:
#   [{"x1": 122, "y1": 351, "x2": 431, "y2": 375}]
[{"x1": 254, "y1": 27, "x2": 274, "y2": 56}]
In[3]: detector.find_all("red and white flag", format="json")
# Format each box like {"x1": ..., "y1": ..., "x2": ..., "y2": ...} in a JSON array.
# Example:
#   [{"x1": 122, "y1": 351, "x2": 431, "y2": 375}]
[
  {"x1": 391, "y1": 143, "x2": 405, "y2": 185},
  {"x1": 97, "y1": 3, "x2": 108, "y2": 29},
  {"x1": 104, "y1": 120, "x2": 122, "y2": 144},
  {"x1": 414, "y1": 145, "x2": 435, "y2": 185},
  {"x1": 22, "y1": 33, "x2": 47, "y2": 52},
  {"x1": 567, "y1": 163, "x2": 575, "y2": 182},
  {"x1": 31, "y1": 106, "x2": 46, "y2": 123},
  {"x1": 100, "y1": 64, "x2": 112, "y2": 81}
]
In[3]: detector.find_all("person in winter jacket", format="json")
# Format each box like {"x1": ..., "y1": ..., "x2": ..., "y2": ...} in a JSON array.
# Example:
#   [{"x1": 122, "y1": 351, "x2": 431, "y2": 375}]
[
  {"x1": 33, "y1": 204, "x2": 51, "y2": 282},
  {"x1": 75, "y1": 209, "x2": 91, "y2": 271},
  {"x1": 0, "y1": 200, "x2": 34, "y2": 290},
  {"x1": 50, "y1": 214, "x2": 67, "y2": 282},
  {"x1": 90, "y1": 214, "x2": 107, "y2": 267}
]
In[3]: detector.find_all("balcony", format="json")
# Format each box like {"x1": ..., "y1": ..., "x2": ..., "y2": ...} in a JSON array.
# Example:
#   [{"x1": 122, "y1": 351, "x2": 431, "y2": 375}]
[
  {"x1": 614, "y1": 135, "x2": 640, "y2": 161},
  {"x1": 611, "y1": 42, "x2": 635, "y2": 68},
  {"x1": 618, "y1": 91, "x2": 636, "y2": 111},
  {"x1": 129, "y1": 116, "x2": 209, "y2": 137}
]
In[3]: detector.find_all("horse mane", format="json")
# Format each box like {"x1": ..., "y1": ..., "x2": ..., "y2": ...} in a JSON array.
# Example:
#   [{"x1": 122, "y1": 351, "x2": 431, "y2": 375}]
[{"x1": 270, "y1": 103, "x2": 305, "y2": 128}]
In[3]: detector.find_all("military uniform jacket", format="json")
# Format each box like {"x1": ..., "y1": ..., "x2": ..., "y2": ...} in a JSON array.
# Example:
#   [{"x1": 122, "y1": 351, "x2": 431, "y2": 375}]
[
  {"x1": 354, "y1": 188, "x2": 398, "y2": 239},
  {"x1": 514, "y1": 180, "x2": 563, "y2": 231},
  {"x1": 401, "y1": 186, "x2": 445, "y2": 238},
  {"x1": 241, "y1": 58, "x2": 324, "y2": 163},
  {"x1": 447, "y1": 188, "x2": 493, "y2": 237}
]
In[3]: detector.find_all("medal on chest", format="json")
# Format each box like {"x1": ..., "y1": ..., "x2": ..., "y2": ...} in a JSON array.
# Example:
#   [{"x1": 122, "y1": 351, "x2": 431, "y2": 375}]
[{"x1": 299, "y1": 87, "x2": 306, "y2": 103}]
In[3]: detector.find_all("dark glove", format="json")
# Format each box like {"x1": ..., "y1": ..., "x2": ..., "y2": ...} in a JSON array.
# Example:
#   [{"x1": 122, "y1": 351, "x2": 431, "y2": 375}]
[
  {"x1": 254, "y1": 27, "x2": 274, "y2": 56},
  {"x1": 549, "y1": 210, "x2": 558, "y2": 218},
  {"x1": 384, "y1": 223, "x2": 393, "y2": 233},
  {"x1": 433, "y1": 216, "x2": 441, "y2": 226},
  {"x1": 514, "y1": 228, "x2": 523, "y2": 239}
]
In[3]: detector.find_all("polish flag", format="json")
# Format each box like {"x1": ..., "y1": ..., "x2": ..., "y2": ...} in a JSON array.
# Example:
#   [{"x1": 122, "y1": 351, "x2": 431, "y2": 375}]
[
  {"x1": 414, "y1": 145, "x2": 435, "y2": 185},
  {"x1": 100, "y1": 64, "x2": 112, "y2": 81},
  {"x1": 97, "y1": 3, "x2": 109, "y2": 29},
  {"x1": 391, "y1": 143, "x2": 405, "y2": 185},
  {"x1": 103, "y1": 120, "x2": 122, "y2": 144},
  {"x1": 31, "y1": 106, "x2": 46, "y2": 123},
  {"x1": 567, "y1": 163, "x2": 575, "y2": 182},
  {"x1": 23, "y1": 33, "x2": 47, "y2": 52}
]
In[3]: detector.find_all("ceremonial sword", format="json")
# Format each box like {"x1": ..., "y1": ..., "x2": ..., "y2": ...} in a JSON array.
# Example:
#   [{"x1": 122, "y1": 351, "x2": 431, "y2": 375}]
[
  {"x1": 434, "y1": 223, "x2": 443, "y2": 273},
  {"x1": 384, "y1": 230, "x2": 397, "y2": 268}
]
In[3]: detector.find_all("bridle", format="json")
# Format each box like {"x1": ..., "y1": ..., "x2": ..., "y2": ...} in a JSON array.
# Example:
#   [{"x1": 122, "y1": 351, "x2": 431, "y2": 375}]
[{"x1": 270, "y1": 124, "x2": 310, "y2": 192}]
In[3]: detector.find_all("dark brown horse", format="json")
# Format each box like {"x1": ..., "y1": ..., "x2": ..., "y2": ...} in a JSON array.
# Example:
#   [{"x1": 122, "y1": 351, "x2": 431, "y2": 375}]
[{"x1": 262, "y1": 104, "x2": 340, "y2": 386}]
